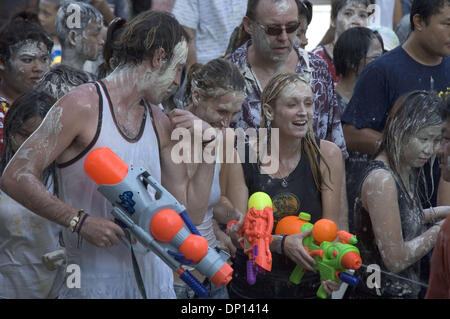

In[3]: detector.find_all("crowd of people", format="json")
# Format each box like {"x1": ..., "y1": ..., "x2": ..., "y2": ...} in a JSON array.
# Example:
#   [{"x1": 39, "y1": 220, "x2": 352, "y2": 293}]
[{"x1": 0, "y1": 0, "x2": 449, "y2": 300}]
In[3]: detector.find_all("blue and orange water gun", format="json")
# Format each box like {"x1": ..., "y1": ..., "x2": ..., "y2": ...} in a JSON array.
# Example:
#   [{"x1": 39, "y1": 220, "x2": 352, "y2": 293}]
[{"x1": 84, "y1": 147, "x2": 233, "y2": 297}]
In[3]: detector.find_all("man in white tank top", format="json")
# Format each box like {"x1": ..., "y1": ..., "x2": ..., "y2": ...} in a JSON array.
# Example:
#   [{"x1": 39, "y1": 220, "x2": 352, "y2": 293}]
[{"x1": 0, "y1": 11, "x2": 217, "y2": 298}]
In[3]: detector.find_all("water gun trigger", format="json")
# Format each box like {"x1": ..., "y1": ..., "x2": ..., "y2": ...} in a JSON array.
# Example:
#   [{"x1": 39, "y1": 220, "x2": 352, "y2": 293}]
[{"x1": 167, "y1": 250, "x2": 193, "y2": 265}]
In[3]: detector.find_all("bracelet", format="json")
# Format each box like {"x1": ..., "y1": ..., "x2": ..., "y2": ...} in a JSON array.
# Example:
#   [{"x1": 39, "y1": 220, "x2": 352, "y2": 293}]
[
  {"x1": 68, "y1": 210, "x2": 83, "y2": 232},
  {"x1": 76, "y1": 211, "x2": 89, "y2": 234},
  {"x1": 281, "y1": 234, "x2": 288, "y2": 256},
  {"x1": 275, "y1": 234, "x2": 287, "y2": 255}
]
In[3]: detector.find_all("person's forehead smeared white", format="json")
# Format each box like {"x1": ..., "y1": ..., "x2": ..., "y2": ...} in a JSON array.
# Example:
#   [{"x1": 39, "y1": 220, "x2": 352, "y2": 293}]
[{"x1": 8, "y1": 40, "x2": 49, "y2": 58}]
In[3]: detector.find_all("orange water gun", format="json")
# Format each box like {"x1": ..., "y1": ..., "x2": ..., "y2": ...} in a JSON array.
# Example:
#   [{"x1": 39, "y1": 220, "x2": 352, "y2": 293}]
[{"x1": 229, "y1": 192, "x2": 273, "y2": 285}]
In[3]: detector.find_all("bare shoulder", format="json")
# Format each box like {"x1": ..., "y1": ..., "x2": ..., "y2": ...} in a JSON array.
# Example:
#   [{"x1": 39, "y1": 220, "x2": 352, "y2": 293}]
[
  {"x1": 361, "y1": 168, "x2": 398, "y2": 206},
  {"x1": 55, "y1": 83, "x2": 100, "y2": 116},
  {"x1": 363, "y1": 168, "x2": 395, "y2": 191},
  {"x1": 319, "y1": 139, "x2": 343, "y2": 162}
]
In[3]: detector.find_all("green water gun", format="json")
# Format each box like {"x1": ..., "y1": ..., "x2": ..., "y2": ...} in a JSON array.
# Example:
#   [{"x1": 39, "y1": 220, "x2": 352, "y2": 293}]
[{"x1": 288, "y1": 214, "x2": 362, "y2": 299}]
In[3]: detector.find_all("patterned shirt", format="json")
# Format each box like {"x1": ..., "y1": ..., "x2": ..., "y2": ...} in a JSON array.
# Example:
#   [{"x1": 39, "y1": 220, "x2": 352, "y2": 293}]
[
  {"x1": 0, "y1": 96, "x2": 10, "y2": 156},
  {"x1": 227, "y1": 40, "x2": 348, "y2": 159},
  {"x1": 312, "y1": 45, "x2": 340, "y2": 83}
]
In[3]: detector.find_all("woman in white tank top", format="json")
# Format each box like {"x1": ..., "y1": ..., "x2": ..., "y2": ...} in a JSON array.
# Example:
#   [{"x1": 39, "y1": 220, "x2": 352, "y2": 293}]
[{"x1": 172, "y1": 58, "x2": 247, "y2": 299}]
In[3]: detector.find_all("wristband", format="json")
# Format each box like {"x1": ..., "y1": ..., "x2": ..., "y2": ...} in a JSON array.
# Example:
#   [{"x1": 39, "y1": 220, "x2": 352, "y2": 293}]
[
  {"x1": 68, "y1": 210, "x2": 82, "y2": 232},
  {"x1": 275, "y1": 234, "x2": 287, "y2": 255},
  {"x1": 76, "y1": 211, "x2": 89, "y2": 234},
  {"x1": 281, "y1": 234, "x2": 288, "y2": 255}
]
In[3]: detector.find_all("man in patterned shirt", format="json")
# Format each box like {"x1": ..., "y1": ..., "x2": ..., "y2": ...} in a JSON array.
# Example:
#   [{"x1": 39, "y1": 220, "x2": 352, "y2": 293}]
[{"x1": 227, "y1": 0, "x2": 348, "y2": 159}]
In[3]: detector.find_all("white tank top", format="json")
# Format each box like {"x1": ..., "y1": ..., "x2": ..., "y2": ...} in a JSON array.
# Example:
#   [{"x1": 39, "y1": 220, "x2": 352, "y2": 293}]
[
  {"x1": 57, "y1": 81, "x2": 175, "y2": 298},
  {"x1": 196, "y1": 163, "x2": 221, "y2": 249}
]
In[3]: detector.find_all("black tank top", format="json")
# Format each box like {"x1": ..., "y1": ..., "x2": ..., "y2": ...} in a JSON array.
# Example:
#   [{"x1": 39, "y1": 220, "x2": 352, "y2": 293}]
[
  {"x1": 228, "y1": 139, "x2": 323, "y2": 299},
  {"x1": 352, "y1": 160, "x2": 426, "y2": 298},
  {"x1": 242, "y1": 139, "x2": 323, "y2": 227}
]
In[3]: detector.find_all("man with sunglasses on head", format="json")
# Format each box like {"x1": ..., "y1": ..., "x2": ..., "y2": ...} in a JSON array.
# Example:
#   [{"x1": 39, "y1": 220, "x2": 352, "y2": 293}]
[{"x1": 227, "y1": 0, "x2": 348, "y2": 161}]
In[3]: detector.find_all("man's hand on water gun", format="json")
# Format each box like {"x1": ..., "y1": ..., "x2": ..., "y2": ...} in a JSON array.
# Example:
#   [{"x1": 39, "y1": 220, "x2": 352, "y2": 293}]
[
  {"x1": 80, "y1": 216, "x2": 126, "y2": 247},
  {"x1": 218, "y1": 231, "x2": 237, "y2": 258},
  {"x1": 322, "y1": 280, "x2": 342, "y2": 294},
  {"x1": 284, "y1": 229, "x2": 317, "y2": 272}
]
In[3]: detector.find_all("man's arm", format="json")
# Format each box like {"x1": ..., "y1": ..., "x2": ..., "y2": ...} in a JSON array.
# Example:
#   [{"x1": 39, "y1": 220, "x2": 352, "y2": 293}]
[
  {"x1": 393, "y1": 0, "x2": 403, "y2": 29},
  {"x1": 343, "y1": 124, "x2": 382, "y2": 155},
  {"x1": 341, "y1": 63, "x2": 389, "y2": 155},
  {"x1": 0, "y1": 85, "x2": 125, "y2": 247},
  {"x1": 154, "y1": 106, "x2": 216, "y2": 225}
]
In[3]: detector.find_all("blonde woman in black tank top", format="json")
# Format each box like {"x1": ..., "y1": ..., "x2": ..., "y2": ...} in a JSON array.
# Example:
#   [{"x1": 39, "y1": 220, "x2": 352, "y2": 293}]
[{"x1": 227, "y1": 72, "x2": 346, "y2": 299}]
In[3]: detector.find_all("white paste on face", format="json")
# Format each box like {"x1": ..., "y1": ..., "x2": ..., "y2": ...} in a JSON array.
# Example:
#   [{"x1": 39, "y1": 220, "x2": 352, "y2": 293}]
[{"x1": 140, "y1": 40, "x2": 188, "y2": 103}]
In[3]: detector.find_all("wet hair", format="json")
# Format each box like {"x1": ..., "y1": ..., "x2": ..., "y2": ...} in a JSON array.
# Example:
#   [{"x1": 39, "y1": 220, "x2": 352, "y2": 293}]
[
  {"x1": 334, "y1": 27, "x2": 380, "y2": 77},
  {"x1": 184, "y1": 58, "x2": 246, "y2": 106},
  {"x1": 0, "y1": 11, "x2": 53, "y2": 65},
  {"x1": 0, "y1": 90, "x2": 58, "y2": 194},
  {"x1": 55, "y1": 1, "x2": 103, "y2": 46},
  {"x1": 440, "y1": 94, "x2": 450, "y2": 121},
  {"x1": 115, "y1": 10, "x2": 185, "y2": 67},
  {"x1": 35, "y1": 64, "x2": 94, "y2": 100},
  {"x1": 297, "y1": 0, "x2": 313, "y2": 25},
  {"x1": 331, "y1": 0, "x2": 371, "y2": 19},
  {"x1": 260, "y1": 72, "x2": 332, "y2": 191},
  {"x1": 377, "y1": 90, "x2": 444, "y2": 206},
  {"x1": 97, "y1": 17, "x2": 127, "y2": 78},
  {"x1": 410, "y1": 0, "x2": 450, "y2": 31}
]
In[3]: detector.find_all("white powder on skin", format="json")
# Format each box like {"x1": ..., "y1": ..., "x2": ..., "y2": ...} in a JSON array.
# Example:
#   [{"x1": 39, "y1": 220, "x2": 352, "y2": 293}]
[
  {"x1": 274, "y1": 0, "x2": 293, "y2": 14},
  {"x1": 10, "y1": 106, "x2": 63, "y2": 190},
  {"x1": 8, "y1": 40, "x2": 48, "y2": 83},
  {"x1": 140, "y1": 40, "x2": 188, "y2": 101},
  {"x1": 9, "y1": 40, "x2": 47, "y2": 60}
]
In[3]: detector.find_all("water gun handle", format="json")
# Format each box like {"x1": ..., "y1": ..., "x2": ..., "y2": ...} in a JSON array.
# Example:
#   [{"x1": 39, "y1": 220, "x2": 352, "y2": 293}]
[
  {"x1": 317, "y1": 283, "x2": 328, "y2": 299},
  {"x1": 338, "y1": 272, "x2": 359, "y2": 286},
  {"x1": 247, "y1": 259, "x2": 257, "y2": 285},
  {"x1": 179, "y1": 269, "x2": 209, "y2": 297},
  {"x1": 289, "y1": 265, "x2": 306, "y2": 284}
]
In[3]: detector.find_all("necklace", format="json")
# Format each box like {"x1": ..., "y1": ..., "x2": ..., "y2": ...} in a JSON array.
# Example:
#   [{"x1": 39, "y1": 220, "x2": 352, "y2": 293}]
[
  {"x1": 281, "y1": 177, "x2": 289, "y2": 188},
  {"x1": 273, "y1": 170, "x2": 289, "y2": 188},
  {"x1": 275, "y1": 153, "x2": 301, "y2": 188}
]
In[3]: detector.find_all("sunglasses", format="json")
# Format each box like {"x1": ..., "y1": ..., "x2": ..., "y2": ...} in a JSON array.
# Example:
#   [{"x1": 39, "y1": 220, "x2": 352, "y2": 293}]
[{"x1": 255, "y1": 21, "x2": 300, "y2": 36}]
